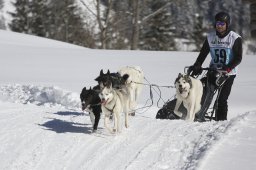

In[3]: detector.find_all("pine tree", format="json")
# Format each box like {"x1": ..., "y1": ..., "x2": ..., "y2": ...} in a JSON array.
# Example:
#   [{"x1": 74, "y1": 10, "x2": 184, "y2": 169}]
[
  {"x1": 191, "y1": 14, "x2": 207, "y2": 51},
  {"x1": 47, "y1": 0, "x2": 90, "y2": 46},
  {"x1": 9, "y1": 0, "x2": 94, "y2": 47},
  {"x1": 29, "y1": 0, "x2": 48, "y2": 37},
  {"x1": 9, "y1": 0, "x2": 31, "y2": 33},
  {"x1": 105, "y1": 0, "x2": 136, "y2": 49},
  {"x1": 140, "y1": 0, "x2": 176, "y2": 50},
  {"x1": 9, "y1": 0, "x2": 48, "y2": 37}
]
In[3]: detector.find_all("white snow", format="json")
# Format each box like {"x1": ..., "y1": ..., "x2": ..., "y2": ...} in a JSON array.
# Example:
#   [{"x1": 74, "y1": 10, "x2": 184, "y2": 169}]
[{"x1": 0, "y1": 30, "x2": 256, "y2": 170}]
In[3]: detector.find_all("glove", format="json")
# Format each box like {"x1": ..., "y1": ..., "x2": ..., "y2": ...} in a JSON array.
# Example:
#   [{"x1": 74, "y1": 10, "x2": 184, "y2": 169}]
[
  {"x1": 222, "y1": 65, "x2": 232, "y2": 73},
  {"x1": 189, "y1": 62, "x2": 202, "y2": 76}
]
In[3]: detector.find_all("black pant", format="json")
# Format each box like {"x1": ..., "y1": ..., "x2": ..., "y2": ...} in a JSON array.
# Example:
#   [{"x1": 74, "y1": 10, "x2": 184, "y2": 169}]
[{"x1": 215, "y1": 75, "x2": 236, "y2": 121}]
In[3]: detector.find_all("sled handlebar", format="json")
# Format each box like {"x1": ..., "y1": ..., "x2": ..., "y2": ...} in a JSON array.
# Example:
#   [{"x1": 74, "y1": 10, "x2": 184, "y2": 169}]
[
  {"x1": 184, "y1": 66, "x2": 228, "y2": 76},
  {"x1": 201, "y1": 67, "x2": 228, "y2": 74}
]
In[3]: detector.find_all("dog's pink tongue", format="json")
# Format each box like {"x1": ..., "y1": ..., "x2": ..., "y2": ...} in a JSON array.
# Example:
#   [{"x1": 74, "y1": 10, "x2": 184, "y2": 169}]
[{"x1": 101, "y1": 99, "x2": 107, "y2": 105}]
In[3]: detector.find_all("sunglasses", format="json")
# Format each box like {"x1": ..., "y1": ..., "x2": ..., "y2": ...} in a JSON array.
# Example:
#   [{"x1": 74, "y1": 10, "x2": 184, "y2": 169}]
[{"x1": 216, "y1": 21, "x2": 226, "y2": 26}]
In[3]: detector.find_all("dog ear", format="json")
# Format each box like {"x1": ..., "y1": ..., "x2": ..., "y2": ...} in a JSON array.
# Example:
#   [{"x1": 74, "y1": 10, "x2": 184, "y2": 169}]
[
  {"x1": 184, "y1": 75, "x2": 192, "y2": 88},
  {"x1": 175, "y1": 73, "x2": 182, "y2": 84},
  {"x1": 81, "y1": 87, "x2": 86, "y2": 95},
  {"x1": 107, "y1": 69, "x2": 110, "y2": 75},
  {"x1": 100, "y1": 69, "x2": 104, "y2": 76},
  {"x1": 95, "y1": 70, "x2": 104, "y2": 81},
  {"x1": 122, "y1": 74, "x2": 129, "y2": 82},
  {"x1": 89, "y1": 86, "x2": 92, "y2": 90},
  {"x1": 178, "y1": 73, "x2": 182, "y2": 78},
  {"x1": 95, "y1": 76, "x2": 99, "y2": 81},
  {"x1": 174, "y1": 78, "x2": 178, "y2": 84}
]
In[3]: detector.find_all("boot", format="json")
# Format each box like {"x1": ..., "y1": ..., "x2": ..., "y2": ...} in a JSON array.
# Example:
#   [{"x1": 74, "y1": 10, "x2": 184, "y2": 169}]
[{"x1": 215, "y1": 102, "x2": 228, "y2": 121}]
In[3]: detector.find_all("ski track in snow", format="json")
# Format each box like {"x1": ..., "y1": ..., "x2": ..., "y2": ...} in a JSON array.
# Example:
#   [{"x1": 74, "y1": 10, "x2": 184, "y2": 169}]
[{"x1": 0, "y1": 84, "x2": 253, "y2": 170}]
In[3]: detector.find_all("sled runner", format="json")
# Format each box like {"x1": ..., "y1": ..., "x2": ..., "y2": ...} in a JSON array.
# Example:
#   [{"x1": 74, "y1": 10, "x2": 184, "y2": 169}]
[{"x1": 156, "y1": 67, "x2": 229, "y2": 122}]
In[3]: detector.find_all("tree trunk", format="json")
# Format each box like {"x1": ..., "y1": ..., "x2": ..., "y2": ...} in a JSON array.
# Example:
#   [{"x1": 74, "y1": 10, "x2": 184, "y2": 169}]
[
  {"x1": 131, "y1": 0, "x2": 140, "y2": 50},
  {"x1": 96, "y1": 0, "x2": 113, "y2": 49}
]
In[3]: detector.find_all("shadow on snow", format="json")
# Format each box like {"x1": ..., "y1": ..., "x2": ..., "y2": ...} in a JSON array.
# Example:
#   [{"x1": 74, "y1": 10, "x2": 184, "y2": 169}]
[
  {"x1": 38, "y1": 117, "x2": 91, "y2": 134},
  {"x1": 53, "y1": 111, "x2": 84, "y2": 116}
]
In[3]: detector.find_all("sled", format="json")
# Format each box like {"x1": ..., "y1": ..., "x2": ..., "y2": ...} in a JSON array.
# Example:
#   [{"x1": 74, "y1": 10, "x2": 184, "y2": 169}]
[{"x1": 156, "y1": 67, "x2": 229, "y2": 122}]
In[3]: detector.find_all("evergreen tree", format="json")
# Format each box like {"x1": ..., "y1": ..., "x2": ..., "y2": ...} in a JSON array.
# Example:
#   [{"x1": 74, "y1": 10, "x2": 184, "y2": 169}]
[
  {"x1": 9, "y1": 0, "x2": 48, "y2": 37},
  {"x1": 140, "y1": 0, "x2": 176, "y2": 50},
  {"x1": 191, "y1": 14, "x2": 207, "y2": 51},
  {"x1": 29, "y1": 0, "x2": 48, "y2": 37},
  {"x1": 110, "y1": 0, "x2": 133, "y2": 49},
  {"x1": 9, "y1": 0, "x2": 94, "y2": 47},
  {"x1": 47, "y1": 0, "x2": 91, "y2": 46},
  {"x1": 9, "y1": 0, "x2": 31, "y2": 33}
]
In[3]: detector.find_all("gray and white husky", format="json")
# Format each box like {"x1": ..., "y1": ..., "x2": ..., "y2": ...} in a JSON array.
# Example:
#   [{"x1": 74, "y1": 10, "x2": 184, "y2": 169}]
[
  {"x1": 174, "y1": 73, "x2": 203, "y2": 121},
  {"x1": 99, "y1": 82, "x2": 131, "y2": 133}
]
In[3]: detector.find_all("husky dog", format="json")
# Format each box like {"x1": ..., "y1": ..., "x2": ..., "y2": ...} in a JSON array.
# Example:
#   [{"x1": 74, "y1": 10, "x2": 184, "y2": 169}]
[
  {"x1": 118, "y1": 66, "x2": 144, "y2": 115},
  {"x1": 80, "y1": 86, "x2": 101, "y2": 132},
  {"x1": 99, "y1": 82, "x2": 130, "y2": 133},
  {"x1": 174, "y1": 73, "x2": 203, "y2": 121},
  {"x1": 95, "y1": 69, "x2": 128, "y2": 90}
]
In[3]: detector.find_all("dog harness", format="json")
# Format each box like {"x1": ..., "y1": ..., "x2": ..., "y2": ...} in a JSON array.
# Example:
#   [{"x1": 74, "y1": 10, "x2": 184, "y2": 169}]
[{"x1": 103, "y1": 101, "x2": 116, "y2": 113}]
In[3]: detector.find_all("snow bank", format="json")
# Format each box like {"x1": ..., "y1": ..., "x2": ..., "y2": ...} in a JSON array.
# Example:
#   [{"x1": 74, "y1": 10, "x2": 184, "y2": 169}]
[{"x1": 0, "y1": 84, "x2": 80, "y2": 109}]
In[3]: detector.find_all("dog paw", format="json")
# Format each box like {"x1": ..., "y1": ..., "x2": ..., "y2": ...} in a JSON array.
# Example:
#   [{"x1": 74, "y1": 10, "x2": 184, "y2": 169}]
[
  {"x1": 174, "y1": 111, "x2": 182, "y2": 118},
  {"x1": 185, "y1": 117, "x2": 194, "y2": 122}
]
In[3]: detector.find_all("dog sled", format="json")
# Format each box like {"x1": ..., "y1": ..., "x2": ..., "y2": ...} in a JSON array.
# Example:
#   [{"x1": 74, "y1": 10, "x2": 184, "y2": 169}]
[{"x1": 156, "y1": 67, "x2": 229, "y2": 122}]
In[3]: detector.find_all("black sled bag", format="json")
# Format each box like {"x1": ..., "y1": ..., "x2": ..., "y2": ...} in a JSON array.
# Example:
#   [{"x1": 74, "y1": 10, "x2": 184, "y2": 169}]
[{"x1": 156, "y1": 99, "x2": 187, "y2": 120}]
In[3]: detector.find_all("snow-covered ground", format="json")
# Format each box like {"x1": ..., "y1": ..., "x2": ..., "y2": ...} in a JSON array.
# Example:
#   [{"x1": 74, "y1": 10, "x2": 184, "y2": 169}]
[{"x1": 0, "y1": 30, "x2": 256, "y2": 170}]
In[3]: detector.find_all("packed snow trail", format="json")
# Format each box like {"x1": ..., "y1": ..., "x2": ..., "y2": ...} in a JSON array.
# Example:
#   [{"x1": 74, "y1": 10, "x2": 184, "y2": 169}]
[
  {"x1": 198, "y1": 111, "x2": 256, "y2": 170},
  {"x1": 0, "y1": 84, "x2": 255, "y2": 170}
]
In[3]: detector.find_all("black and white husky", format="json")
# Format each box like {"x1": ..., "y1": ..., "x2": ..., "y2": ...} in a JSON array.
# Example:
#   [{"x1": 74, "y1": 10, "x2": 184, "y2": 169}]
[
  {"x1": 80, "y1": 86, "x2": 101, "y2": 132},
  {"x1": 99, "y1": 82, "x2": 130, "y2": 133},
  {"x1": 174, "y1": 73, "x2": 203, "y2": 121}
]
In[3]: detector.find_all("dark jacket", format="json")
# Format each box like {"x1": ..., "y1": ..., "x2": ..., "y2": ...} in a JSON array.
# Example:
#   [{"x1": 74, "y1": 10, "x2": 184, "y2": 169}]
[{"x1": 195, "y1": 30, "x2": 242, "y2": 70}]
